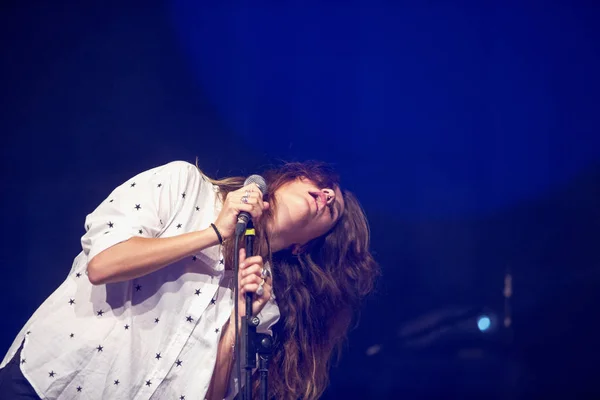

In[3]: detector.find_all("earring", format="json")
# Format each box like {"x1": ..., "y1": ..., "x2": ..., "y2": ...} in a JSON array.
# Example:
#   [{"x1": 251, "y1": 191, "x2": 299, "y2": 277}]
[{"x1": 291, "y1": 243, "x2": 304, "y2": 256}]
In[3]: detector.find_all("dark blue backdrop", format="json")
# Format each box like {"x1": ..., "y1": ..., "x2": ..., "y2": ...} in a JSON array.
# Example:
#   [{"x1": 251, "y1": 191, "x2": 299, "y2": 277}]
[{"x1": 1, "y1": 1, "x2": 599, "y2": 398}]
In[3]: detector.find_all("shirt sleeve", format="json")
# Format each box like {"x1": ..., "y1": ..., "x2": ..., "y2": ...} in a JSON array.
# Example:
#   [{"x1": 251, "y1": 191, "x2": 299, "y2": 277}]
[
  {"x1": 257, "y1": 262, "x2": 280, "y2": 336},
  {"x1": 80, "y1": 161, "x2": 204, "y2": 263},
  {"x1": 256, "y1": 299, "x2": 280, "y2": 337}
]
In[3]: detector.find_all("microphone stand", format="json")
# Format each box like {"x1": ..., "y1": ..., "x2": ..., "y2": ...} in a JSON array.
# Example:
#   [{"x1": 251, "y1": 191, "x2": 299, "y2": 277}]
[{"x1": 240, "y1": 224, "x2": 273, "y2": 400}]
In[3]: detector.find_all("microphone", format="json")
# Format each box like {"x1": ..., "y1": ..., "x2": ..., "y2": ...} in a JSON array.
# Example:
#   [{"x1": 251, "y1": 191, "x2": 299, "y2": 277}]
[{"x1": 235, "y1": 174, "x2": 267, "y2": 236}]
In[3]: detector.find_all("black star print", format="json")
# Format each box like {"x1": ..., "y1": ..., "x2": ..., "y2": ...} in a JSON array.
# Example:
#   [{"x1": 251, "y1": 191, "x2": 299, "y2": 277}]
[
  {"x1": 215, "y1": 328, "x2": 220, "y2": 334},
  {"x1": 21, "y1": 359, "x2": 26, "y2": 364},
  {"x1": 68, "y1": 299, "x2": 75, "y2": 305},
  {"x1": 114, "y1": 379, "x2": 120, "y2": 386},
  {"x1": 155, "y1": 353, "x2": 162, "y2": 360},
  {"x1": 175, "y1": 359, "x2": 183, "y2": 367},
  {"x1": 107, "y1": 221, "x2": 114, "y2": 228},
  {"x1": 70, "y1": 333, "x2": 75, "y2": 338},
  {"x1": 154, "y1": 317, "x2": 160, "y2": 324},
  {"x1": 219, "y1": 258, "x2": 224, "y2": 265},
  {"x1": 49, "y1": 371, "x2": 56, "y2": 378},
  {"x1": 130, "y1": 182, "x2": 136, "y2": 187},
  {"x1": 157, "y1": 183, "x2": 162, "y2": 188},
  {"x1": 135, "y1": 204, "x2": 141, "y2": 210},
  {"x1": 124, "y1": 324, "x2": 129, "y2": 330},
  {"x1": 77, "y1": 386, "x2": 82, "y2": 392},
  {"x1": 109, "y1": 199, "x2": 114, "y2": 203},
  {"x1": 177, "y1": 223, "x2": 182, "y2": 229},
  {"x1": 75, "y1": 272, "x2": 81, "y2": 278},
  {"x1": 86, "y1": 224, "x2": 90, "y2": 230},
  {"x1": 135, "y1": 284, "x2": 142, "y2": 291},
  {"x1": 97, "y1": 310, "x2": 104, "y2": 317},
  {"x1": 192, "y1": 256, "x2": 197, "y2": 261},
  {"x1": 96, "y1": 345, "x2": 103, "y2": 352},
  {"x1": 180, "y1": 396, "x2": 186, "y2": 400},
  {"x1": 210, "y1": 298, "x2": 216, "y2": 305},
  {"x1": 194, "y1": 289, "x2": 201, "y2": 296},
  {"x1": 26, "y1": 331, "x2": 31, "y2": 335},
  {"x1": 138, "y1": 229, "x2": 143, "y2": 234},
  {"x1": 145, "y1": 380, "x2": 152, "y2": 387},
  {"x1": 186, "y1": 316, "x2": 193, "y2": 323},
  {"x1": 195, "y1": 206, "x2": 200, "y2": 211},
  {"x1": 181, "y1": 192, "x2": 186, "y2": 199},
  {"x1": 160, "y1": 219, "x2": 163, "y2": 225}
]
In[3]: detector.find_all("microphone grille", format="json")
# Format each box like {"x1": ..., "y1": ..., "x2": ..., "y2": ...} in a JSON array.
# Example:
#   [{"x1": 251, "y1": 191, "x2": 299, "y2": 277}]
[{"x1": 244, "y1": 174, "x2": 268, "y2": 195}]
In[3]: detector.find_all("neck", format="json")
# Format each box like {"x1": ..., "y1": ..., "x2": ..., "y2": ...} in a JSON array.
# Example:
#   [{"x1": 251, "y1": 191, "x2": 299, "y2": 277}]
[
  {"x1": 265, "y1": 222, "x2": 289, "y2": 254},
  {"x1": 269, "y1": 235, "x2": 287, "y2": 254}
]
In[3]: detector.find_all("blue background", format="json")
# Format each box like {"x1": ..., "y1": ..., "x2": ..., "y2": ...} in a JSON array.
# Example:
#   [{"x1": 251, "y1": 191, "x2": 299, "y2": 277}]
[{"x1": 1, "y1": 1, "x2": 599, "y2": 398}]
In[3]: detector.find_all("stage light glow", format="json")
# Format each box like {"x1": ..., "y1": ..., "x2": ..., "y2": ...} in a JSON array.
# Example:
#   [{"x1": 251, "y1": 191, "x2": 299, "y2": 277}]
[
  {"x1": 477, "y1": 315, "x2": 491, "y2": 332},
  {"x1": 365, "y1": 345, "x2": 381, "y2": 356}
]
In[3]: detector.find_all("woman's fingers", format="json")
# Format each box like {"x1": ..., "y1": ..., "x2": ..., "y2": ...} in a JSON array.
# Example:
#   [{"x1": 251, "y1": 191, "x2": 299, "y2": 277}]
[
  {"x1": 240, "y1": 255, "x2": 263, "y2": 269},
  {"x1": 238, "y1": 184, "x2": 268, "y2": 219},
  {"x1": 238, "y1": 247, "x2": 246, "y2": 264},
  {"x1": 213, "y1": 184, "x2": 269, "y2": 240},
  {"x1": 237, "y1": 249, "x2": 271, "y2": 315},
  {"x1": 238, "y1": 184, "x2": 264, "y2": 205},
  {"x1": 231, "y1": 199, "x2": 265, "y2": 221},
  {"x1": 240, "y1": 265, "x2": 262, "y2": 279},
  {"x1": 239, "y1": 272, "x2": 261, "y2": 285},
  {"x1": 240, "y1": 281, "x2": 272, "y2": 297}
]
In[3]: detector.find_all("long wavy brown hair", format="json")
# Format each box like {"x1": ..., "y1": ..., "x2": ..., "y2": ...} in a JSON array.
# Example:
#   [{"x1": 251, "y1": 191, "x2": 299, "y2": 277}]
[{"x1": 200, "y1": 160, "x2": 379, "y2": 400}]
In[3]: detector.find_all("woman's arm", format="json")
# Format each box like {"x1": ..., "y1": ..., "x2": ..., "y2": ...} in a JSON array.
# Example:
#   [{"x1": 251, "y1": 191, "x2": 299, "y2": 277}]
[{"x1": 87, "y1": 227, "x2": 220, "y2": 285}]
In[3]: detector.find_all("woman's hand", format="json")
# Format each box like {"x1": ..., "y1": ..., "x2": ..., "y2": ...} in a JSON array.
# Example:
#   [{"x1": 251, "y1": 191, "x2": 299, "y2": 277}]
[
  {"x1": 213, "y1": 183, "x2": 269, "y2": 241},
  {"x1": 236, "y1": 248, "x2": 272, "y2": 319}
]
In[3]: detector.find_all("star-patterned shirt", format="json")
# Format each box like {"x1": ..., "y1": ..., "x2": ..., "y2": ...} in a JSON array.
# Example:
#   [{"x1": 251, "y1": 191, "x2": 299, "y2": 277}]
[{"x1": 0, "y1": 161, "x2": 280, "y2": 400}]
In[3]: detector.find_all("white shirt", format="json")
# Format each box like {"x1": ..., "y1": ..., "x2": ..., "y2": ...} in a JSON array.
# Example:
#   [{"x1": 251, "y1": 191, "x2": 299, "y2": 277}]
[{"x1": 1, "y1": 161, "x2": 280, "y2": 400}]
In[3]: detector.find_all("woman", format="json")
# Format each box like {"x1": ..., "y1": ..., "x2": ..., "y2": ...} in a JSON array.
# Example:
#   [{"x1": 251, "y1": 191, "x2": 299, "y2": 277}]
[{"x1": 0, "y1": 160, "x2": 379, "y2": 400}]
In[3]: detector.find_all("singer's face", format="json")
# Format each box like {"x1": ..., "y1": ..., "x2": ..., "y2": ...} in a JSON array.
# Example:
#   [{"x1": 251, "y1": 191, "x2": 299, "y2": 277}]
[{"x1": 269, "y1": 177, "x2": 345, "y2": 252}]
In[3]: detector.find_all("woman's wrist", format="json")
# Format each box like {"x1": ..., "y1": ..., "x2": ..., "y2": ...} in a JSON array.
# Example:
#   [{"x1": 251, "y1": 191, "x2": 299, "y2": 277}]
[{"x1": 200, "y1": 226, "x2": 222, "y2": 248}]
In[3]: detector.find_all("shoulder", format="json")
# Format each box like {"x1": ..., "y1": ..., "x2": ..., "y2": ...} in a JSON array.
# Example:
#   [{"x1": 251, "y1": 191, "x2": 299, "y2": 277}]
[
  {"x1": 159, "y1": 160, "x2": 200, "y2": 175},
  {"x1": 153, "y1": 161, "x2": 203, "y2": 181},
  {"x1": 158, "y1": 161, "x2": 216, "y2": 190}
]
